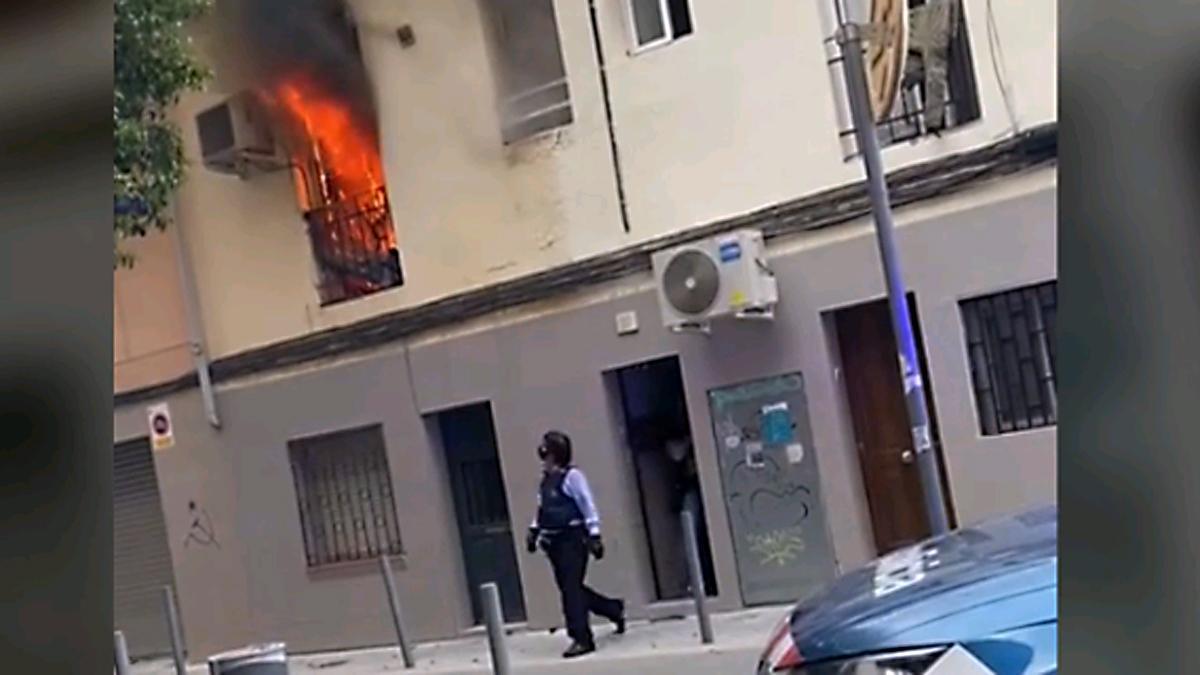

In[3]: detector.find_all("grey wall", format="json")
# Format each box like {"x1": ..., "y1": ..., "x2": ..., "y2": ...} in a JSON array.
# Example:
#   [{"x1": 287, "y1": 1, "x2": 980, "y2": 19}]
[
  {"x1": 114, "y1": 176, "x2": 1057, "y2": 655},
  {"x1": 116, "y1": 356, "x2": 468, "y2": 656}
]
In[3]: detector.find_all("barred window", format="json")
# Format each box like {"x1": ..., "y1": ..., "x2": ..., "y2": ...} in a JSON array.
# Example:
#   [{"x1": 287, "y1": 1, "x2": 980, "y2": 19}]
[
  {"x1": 960, "y1": 281, "x2": 1057, "y2": 436},
  {"x1": 288, "y1": 425, "x2": 404, "y2": 567}
]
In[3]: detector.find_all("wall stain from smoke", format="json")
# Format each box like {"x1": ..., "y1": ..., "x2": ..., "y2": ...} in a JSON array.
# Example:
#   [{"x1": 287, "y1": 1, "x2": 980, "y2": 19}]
[{"x1": 504, "y1": 128, "x2": 574, "y2": 167}]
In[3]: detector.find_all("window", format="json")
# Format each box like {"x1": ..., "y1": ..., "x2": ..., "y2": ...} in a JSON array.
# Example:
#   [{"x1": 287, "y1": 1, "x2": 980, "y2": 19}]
[
  {"x1": 303, "y1": 188, "x2": 404, "y2": 306},
  {"x1": 480, "y1": 0, "x2": 573, "y2": 144},
  {"x1": 265, "y1": 72, "x2": 404, "y2": 307},
  {"x1": 960, "y1": 281, "x2": 1057, "y2": 436},
  {"x1": 628, "y1": 0, "x2": 694, "y2": 51},
  {"x1": 820, "y1": 0, "x2": 982, "y2": 157},
  {"x1": 287, "y1": 425, "x2": 404, "y2": 567}
]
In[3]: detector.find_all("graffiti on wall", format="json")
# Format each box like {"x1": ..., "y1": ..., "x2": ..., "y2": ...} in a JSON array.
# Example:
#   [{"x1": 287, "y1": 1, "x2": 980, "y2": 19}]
[{"x1": 183, "y1": 500, "x2": 220, "y2": 549}]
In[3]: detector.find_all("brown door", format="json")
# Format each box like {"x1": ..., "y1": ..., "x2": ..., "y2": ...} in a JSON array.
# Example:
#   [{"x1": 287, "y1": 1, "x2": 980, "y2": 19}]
[{"x1": 834, "y1": 296, "x2": 953, "y2": 555}]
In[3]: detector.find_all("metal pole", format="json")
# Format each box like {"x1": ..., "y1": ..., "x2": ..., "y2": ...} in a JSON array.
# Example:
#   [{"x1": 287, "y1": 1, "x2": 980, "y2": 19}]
[
  {"x1": 162, "y1": 585, "x2": 187, "y2": 675},
  {"x1": 681, "y1": 510, "x2": 714, "y2": 644},
  {"x1": 480, "y1": 583, "x2": 511, "y2": 675},
  {"x1": 378, "y1": 554, "x2": 416, "y2": 668},
  {"x1": 835, "y1": 22, "x2": 950, "y2": 536},
  {"x1": 170, "y1": 209, "x2": 220, "y2": 428},
  {"x1": 114, "y1": 630, "x2": 132, "y2": 675}
]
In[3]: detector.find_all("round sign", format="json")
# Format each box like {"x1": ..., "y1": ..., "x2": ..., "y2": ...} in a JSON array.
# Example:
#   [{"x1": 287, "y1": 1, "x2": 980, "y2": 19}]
[{"x1": 151, "y1": 413, "x2": 170, "y2": 435}]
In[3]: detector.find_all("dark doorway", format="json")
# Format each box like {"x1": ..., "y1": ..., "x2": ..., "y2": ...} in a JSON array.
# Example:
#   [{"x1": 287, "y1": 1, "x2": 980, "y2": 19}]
[
  {"x1": 834, "y1": 295, "x2": 955, "y2": 555},
  {"x1": 436, "y1": 403, "x2": 526, "y2": 624},
  {"x1": 612, "y1": 356, "x2": 718, "y2": 600}
]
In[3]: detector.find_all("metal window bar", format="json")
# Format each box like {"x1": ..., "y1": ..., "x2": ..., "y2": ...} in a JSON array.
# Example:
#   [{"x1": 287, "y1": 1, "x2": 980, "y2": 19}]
[
  {"x1": 366, "y1": 447, "x2": 394, "y2": 555},
  {"x1": 288, "y1": 427, "x2": 404, "y2": 568},
  {"x1": 352, "y1": 444, "x2": 380, "y2": 558},
  {"x1": 961, "y1": 282, "x2": 1057, "y2": 436},
  {"x1": 337, "y1": 441, "x2": 366, "y2": 559},
  {"x1": 828, "y1": 0, "x2": 981, "y2": 158},
  {"x1": 305, "y1": 187, "x2": 403, "y2": 307},
  {"x1": 288, "y1": 448, "x2": 318, "y2": 567}
]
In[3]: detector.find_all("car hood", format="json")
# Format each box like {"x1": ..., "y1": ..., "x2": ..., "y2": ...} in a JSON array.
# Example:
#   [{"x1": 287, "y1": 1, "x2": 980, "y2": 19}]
[{"x1": 789, "y1": 505, "x2": 1057, "y2": 663}]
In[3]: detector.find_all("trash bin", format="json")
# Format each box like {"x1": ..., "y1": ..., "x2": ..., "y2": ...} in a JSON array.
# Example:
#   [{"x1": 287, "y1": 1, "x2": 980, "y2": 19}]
[{"x1": 207, "y1": 643, "x2": 288, "y2": 675}]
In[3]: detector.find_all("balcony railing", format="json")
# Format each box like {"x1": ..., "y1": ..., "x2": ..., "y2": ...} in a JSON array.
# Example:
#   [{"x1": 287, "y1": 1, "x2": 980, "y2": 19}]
[{"x1": 304, "y1": 186, "x2": 403, "y2": 306}]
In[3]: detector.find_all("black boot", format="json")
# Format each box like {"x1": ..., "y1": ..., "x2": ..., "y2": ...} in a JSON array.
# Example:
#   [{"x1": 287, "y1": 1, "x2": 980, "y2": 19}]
[
  {"x1": 563, "y1": 641, "x2": 596, "y2": 659},
  {"x1": 614, "y1": 599, "x2": 626, "y2": 635}
]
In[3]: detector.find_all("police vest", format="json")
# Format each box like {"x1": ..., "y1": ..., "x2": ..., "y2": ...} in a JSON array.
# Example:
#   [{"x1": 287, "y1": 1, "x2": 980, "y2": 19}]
[{"x1": 537, "y1": 468, "x2": 584, "y2": 530}]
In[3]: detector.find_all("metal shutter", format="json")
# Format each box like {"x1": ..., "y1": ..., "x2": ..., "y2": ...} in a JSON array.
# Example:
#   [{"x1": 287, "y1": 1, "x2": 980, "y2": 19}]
[{"x1": 114, "y1": 437, "x2": 178, "y2": 660}]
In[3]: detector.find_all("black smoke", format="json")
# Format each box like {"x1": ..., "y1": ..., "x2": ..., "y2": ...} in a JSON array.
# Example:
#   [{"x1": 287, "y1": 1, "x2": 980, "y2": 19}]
[{"x1": 218, "y1": 0, "x2": 377, "y2": 133}]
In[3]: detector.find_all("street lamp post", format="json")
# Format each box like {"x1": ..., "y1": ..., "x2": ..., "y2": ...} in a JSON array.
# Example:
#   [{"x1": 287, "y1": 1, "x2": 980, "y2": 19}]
[{"x1": 835, "y1": 21, "x2": 951, "y2": 536}]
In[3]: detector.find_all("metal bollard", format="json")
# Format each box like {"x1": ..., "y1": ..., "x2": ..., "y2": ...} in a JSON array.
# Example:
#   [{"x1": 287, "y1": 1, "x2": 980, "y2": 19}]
[
  {"x1": 480, "y1": 583, "x2": 511, "y2": 675},
  {"x1": 162, "y1": 585, "x2": 188, "y2": 675},
  {"x1": 378, "y1": 554, "x2": 416, "y2": 668},
  {"x1": 114, "y1": 630, "x2": 132, "y2": 675},
  {"x1": 681, "y1": 509, "x2": 714, "y2": 644}
]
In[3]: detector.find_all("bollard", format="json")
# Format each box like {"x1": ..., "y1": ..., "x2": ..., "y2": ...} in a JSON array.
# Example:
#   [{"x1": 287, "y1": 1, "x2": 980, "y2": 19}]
[
  {"x1": 480, "y1": 583, "x2": 511, "y2": 675},
  {"x1": 378, "y1": 554, "x2": 416, "y2": 668},
  {"x1": 162, "y1": 585, "x2": 188, "y2": 675},
  {"x1": 681, "y1": 509, "x2": 714, "y2": 644},
  {"x1": 114, "y1": 630, "x2": 132, "y2": 675}
]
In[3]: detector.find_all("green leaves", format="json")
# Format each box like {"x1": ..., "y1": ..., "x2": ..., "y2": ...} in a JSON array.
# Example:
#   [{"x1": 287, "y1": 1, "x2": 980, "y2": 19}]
[{"x1": 114, "y1": 0, "x2": 212, "y2": 267}]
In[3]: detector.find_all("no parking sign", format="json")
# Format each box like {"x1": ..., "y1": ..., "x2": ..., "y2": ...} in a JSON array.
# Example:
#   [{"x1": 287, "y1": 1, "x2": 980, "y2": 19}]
[{"x1": 147, "y1": 403, "x2": 174, "y2": 451}]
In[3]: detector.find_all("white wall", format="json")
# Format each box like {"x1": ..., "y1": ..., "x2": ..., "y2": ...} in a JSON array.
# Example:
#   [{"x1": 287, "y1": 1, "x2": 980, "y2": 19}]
[{"x1": 139, "y1": 0, "x2": 1055, "y2": 364}]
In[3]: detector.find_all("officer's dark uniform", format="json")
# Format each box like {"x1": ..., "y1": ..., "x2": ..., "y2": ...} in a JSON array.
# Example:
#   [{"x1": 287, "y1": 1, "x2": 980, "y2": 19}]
[{"x1": 534, "y1": 466, "x2": 623, "y2": 653}]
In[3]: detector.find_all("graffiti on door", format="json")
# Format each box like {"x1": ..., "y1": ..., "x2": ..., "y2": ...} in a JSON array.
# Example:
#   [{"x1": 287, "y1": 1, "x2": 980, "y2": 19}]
[{"x1": 708, "y1": 373, "x2": 837, "y2": 604}]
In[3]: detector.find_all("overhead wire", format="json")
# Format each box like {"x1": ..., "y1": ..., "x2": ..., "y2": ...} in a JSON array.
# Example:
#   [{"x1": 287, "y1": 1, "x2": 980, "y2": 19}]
[{"x1": 985, "y1": 0, "x2": 1021, "y2": 137}]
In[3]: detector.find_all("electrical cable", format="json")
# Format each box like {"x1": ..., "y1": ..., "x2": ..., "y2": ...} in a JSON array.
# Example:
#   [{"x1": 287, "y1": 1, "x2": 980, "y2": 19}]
[{"x1": 985, "y1": 0, "x2": 1020, "y2": 136}]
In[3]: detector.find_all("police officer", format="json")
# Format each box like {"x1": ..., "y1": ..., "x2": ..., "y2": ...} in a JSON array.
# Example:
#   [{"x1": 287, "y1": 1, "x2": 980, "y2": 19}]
[{"x1": 526, "y1": 430, "x2": 625, "y2": 658}]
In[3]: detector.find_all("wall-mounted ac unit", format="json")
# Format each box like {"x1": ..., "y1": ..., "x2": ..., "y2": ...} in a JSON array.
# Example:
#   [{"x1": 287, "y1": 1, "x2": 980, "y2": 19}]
[
  {"x1": 195, "y1": 91, "x2": 287, "y2": 178},
  {"x1": 651, "y1": 229, "x2": 778, "y2": 332}
]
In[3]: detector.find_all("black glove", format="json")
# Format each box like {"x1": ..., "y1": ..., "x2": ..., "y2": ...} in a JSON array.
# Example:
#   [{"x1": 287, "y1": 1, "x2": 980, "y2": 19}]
[
  {"x1": 526, "y1": 527, "x2": 539, "y2": 554},
  {"x1": 587, "y1": 534, "x2": 605, "y2": 560}
]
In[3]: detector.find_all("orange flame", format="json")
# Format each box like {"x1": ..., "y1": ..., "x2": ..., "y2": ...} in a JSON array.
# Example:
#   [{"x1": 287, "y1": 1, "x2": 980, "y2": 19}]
[{"x1": 264, "y1": 73, "x2": 397, "y2": 260}]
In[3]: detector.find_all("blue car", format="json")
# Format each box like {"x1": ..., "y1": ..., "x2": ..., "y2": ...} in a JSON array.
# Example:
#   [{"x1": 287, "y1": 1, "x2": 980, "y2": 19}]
[{"x1": 757, "y1": 505, "x2": 1057, "y2": 674}]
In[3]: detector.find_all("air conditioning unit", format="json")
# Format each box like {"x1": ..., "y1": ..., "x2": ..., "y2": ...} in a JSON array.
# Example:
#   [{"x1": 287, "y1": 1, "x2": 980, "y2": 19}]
[
  {"x1": 195, "y1": 91, "x2": 286, "y2": 178},
  {"x1": 651, "y1": 229, "x2": 778, "y2": 332}
]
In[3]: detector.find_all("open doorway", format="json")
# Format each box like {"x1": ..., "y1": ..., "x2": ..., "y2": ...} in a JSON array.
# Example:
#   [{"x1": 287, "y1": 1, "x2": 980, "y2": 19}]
[
  {"x1": 432, "y1": 402, "x2": 526, "y2": 624},
  {"x1": 611, "y1": 356, "x2": 718, "y2": 600},
  {"x1": 832, "y1": 294, "x2": 956, "y2": 555}
]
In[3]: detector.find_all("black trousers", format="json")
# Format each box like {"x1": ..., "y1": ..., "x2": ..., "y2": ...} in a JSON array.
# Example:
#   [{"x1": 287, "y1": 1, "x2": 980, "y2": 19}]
[{"x1": 544, "y1": 528, "x2": 621, "y2": 647}]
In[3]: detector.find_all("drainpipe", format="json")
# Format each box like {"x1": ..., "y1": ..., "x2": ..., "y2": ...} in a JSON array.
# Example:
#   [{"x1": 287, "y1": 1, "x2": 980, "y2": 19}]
[
  {"x1": 172, "y1": 214, "x2": 221, "y2": 429},
  {"x1": 586, "y1": 0, "x2": 632, "y2": 234}
]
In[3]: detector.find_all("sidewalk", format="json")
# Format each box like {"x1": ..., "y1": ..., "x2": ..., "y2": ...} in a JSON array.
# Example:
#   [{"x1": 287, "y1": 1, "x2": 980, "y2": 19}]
[{"x1": 129, "y1": 606, "x2": 785, "y2": 675}]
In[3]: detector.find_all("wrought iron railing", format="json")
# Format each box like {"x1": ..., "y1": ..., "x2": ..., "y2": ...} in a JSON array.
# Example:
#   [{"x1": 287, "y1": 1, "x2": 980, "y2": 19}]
[{"x1": 304, "y1": 186, "x2": 403, "y2": 306}]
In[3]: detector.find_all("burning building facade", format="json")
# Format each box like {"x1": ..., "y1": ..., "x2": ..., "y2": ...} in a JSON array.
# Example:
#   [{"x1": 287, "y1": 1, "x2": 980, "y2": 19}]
[
  {"x1": 216, "y1": 0, "x2": 402, "y2": 305},
  {"x1": 265, "y1": 75, "x2": 402, "y2": 305},
  {"x1": 114, "y1": 0, "x2": 1057, "y2": 662}
]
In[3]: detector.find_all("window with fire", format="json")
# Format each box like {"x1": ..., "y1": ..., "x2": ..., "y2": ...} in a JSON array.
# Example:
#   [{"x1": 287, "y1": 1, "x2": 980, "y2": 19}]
[
  {"x1": 264, "y1": 77, "x2": 403, "y2": 307},
  {"x1": 820, "y1": 0, "x2": 983, "y2": 158}
]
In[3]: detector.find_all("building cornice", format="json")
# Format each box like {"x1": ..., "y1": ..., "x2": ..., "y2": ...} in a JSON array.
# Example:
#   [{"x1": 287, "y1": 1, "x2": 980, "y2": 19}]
[{"x1": 115, "y1": 123, "x2": 1057, "y2": 407}]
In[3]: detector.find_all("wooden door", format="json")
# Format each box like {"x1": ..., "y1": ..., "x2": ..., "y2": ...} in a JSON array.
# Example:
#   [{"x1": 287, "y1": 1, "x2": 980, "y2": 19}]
[{"x1": 835, "y1": 297, "x2": 952, "y2": 555}]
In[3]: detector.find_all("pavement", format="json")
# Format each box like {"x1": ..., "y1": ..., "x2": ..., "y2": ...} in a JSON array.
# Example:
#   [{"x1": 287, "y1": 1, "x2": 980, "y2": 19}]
[{"x1": 128, "y1": 606, "x2": 787, "y2": 674}]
